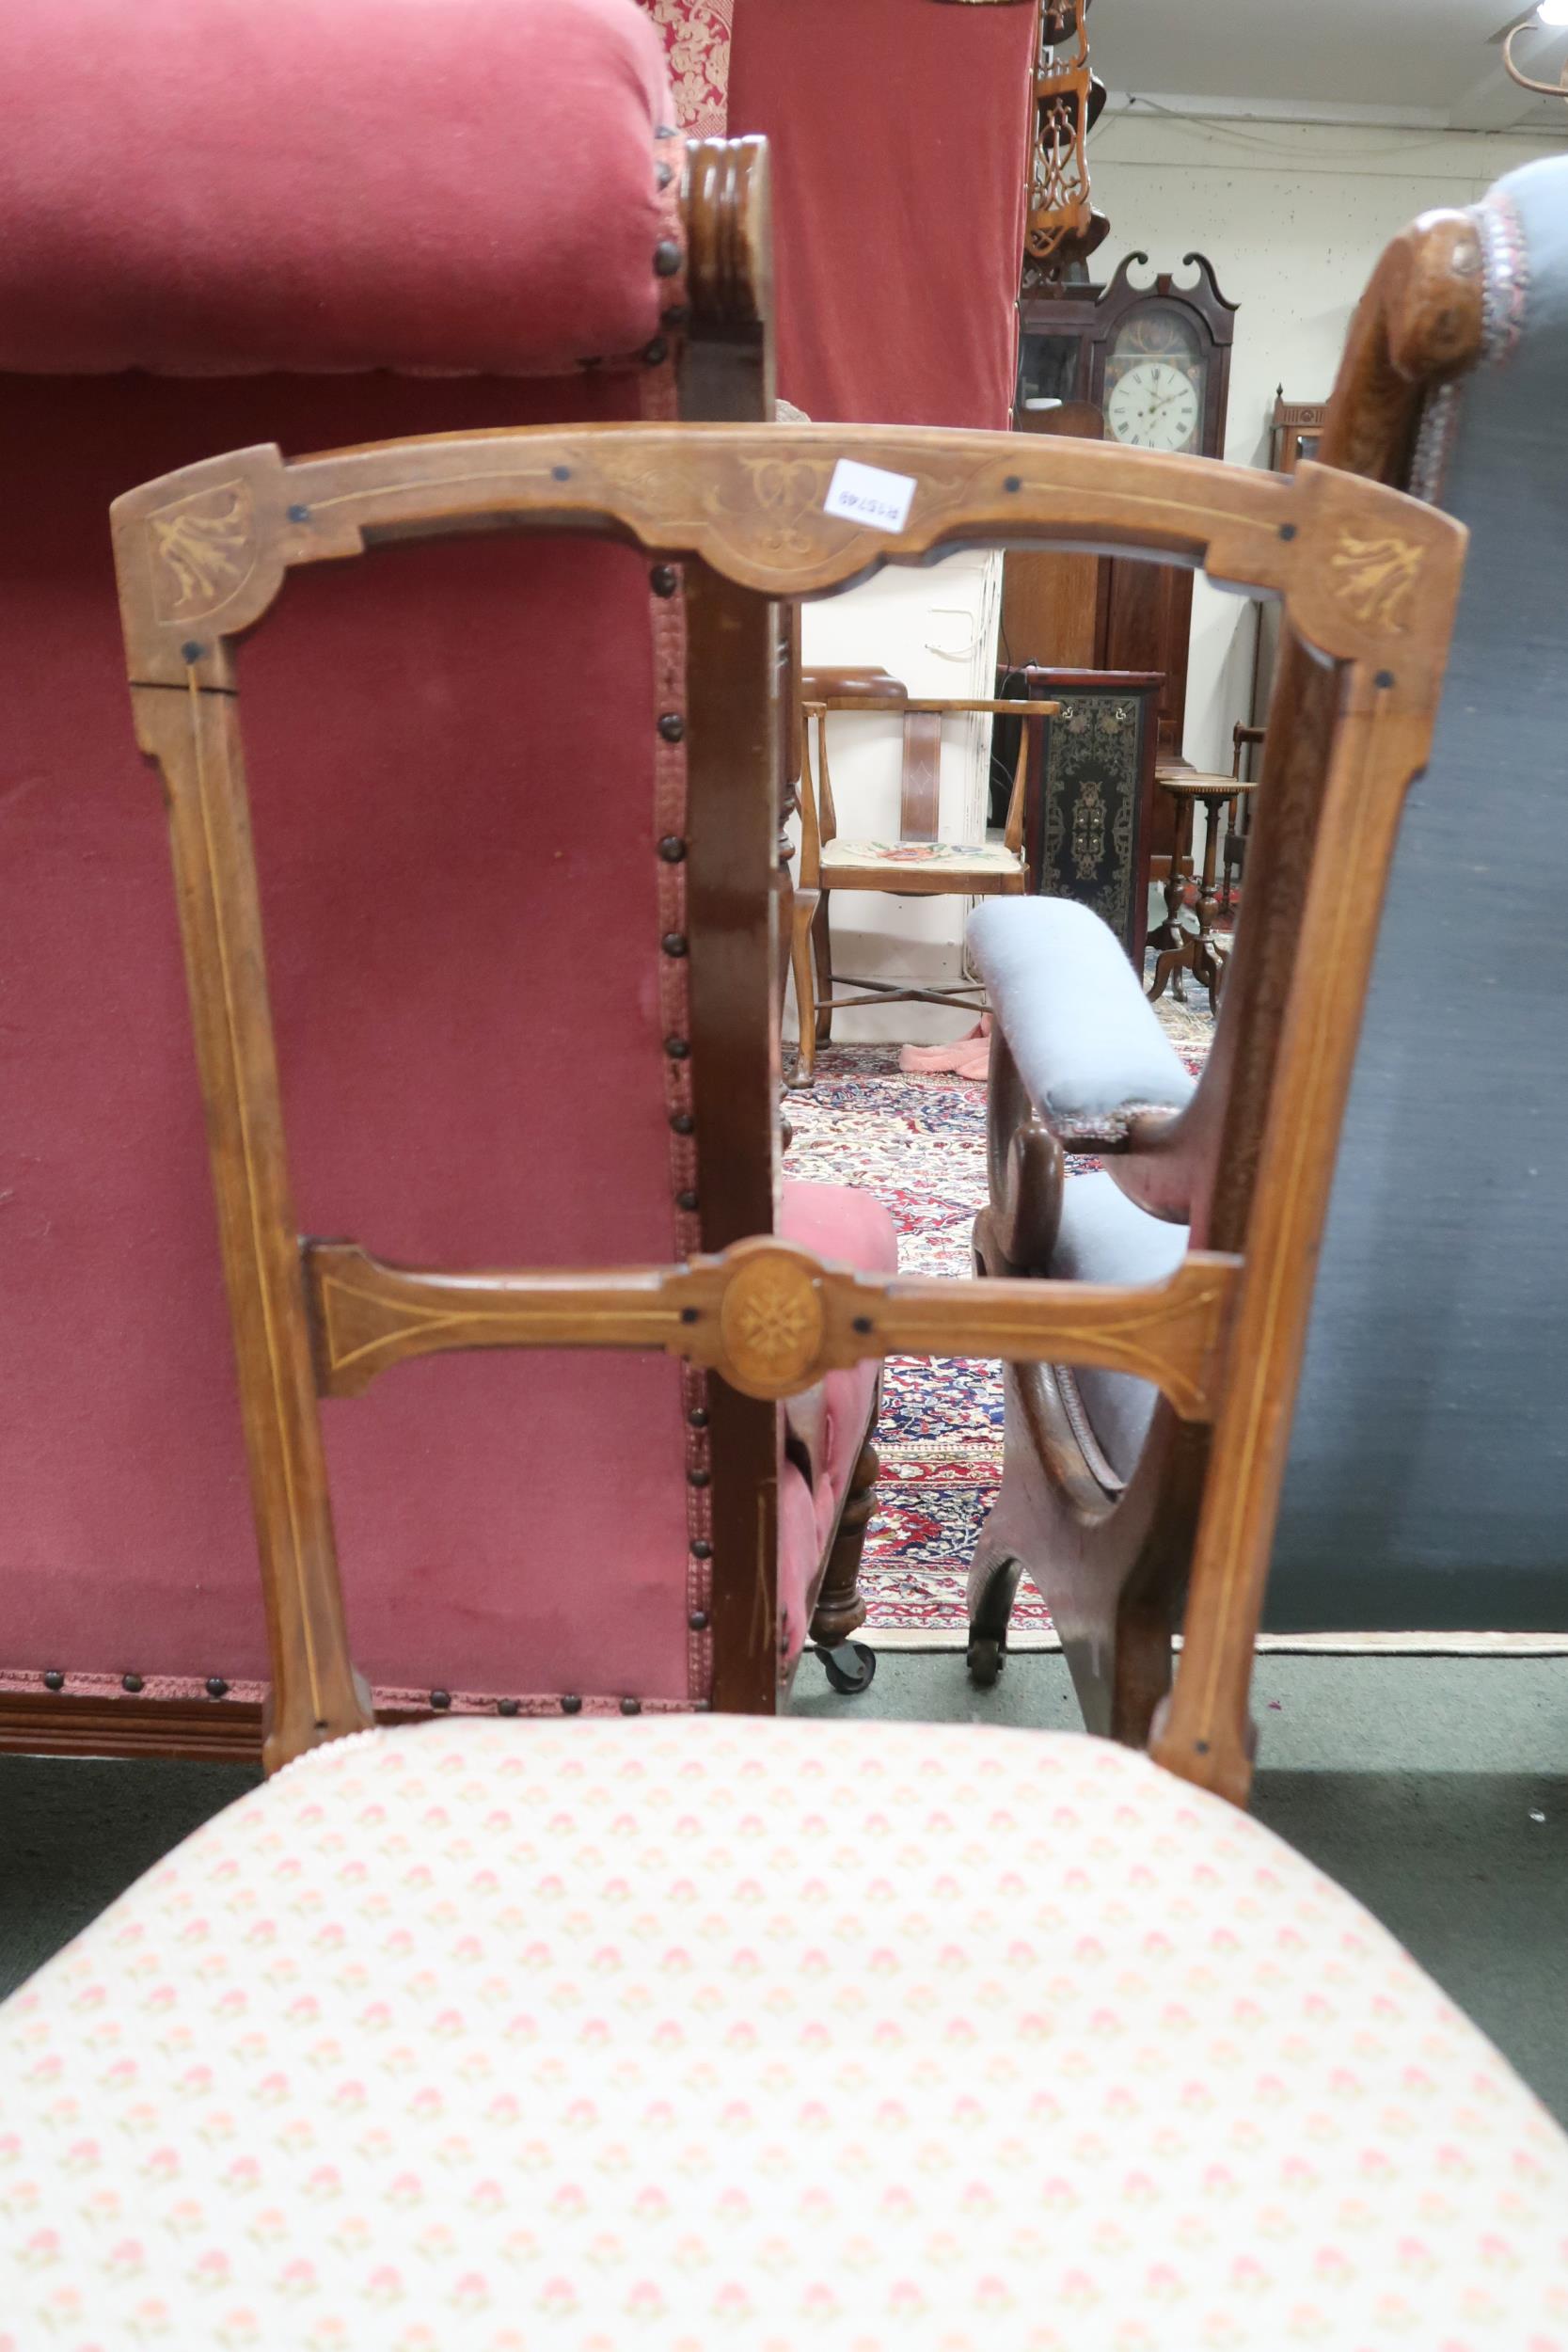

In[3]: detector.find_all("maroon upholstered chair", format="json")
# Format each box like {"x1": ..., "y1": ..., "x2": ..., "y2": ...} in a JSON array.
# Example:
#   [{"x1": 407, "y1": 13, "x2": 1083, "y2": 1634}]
[{"x1": 0, "y1": 0, "x2": 892, "y2": 1756}]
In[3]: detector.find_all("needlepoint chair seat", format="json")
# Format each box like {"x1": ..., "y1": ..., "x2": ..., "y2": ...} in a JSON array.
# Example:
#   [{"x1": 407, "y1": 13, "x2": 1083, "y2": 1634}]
[
  {"x1": 4, "y1": 1716, "x2": 1565, "y2": 2346},
  {"x1": 819, "y1": 834, "x2": 1024, "y2": 881}
]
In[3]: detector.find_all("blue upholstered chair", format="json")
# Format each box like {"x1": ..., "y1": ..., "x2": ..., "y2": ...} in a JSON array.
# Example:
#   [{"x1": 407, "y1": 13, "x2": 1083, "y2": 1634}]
[{"x1": 966, "y1": 158, "x2": 1568, "y2": 1731}]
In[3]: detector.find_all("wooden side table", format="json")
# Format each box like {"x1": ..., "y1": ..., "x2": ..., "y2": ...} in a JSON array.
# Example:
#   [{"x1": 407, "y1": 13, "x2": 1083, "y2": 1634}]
[{"x1": 1147, "y1": 771, "x2": 1256, "y2": 1013}]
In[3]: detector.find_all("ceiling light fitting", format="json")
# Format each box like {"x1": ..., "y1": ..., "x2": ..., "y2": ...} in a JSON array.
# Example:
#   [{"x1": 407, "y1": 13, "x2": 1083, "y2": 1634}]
[{"x1": 1503, "y1": 4, "x2": 1568, "y2": 98}]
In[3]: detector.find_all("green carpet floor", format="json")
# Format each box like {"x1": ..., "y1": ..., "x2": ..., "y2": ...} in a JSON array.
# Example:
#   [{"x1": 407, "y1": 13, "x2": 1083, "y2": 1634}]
[{"x1": 3, "y1": 1655, "x2": 1563, "y2": 2122}]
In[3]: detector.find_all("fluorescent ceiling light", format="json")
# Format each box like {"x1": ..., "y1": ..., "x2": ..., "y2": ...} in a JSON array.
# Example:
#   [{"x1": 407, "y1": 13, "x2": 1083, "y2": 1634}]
[{"x1": 1537, "y1": 1, "x2": 1568, "y2": 25}]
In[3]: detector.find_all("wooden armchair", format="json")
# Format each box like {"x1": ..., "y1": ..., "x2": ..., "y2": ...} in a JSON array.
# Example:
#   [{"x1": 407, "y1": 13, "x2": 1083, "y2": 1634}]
[
  {"x1": 8, "y1": 422, "x2": 1563, "y2": 2351},
  {"x1": 966, "y1": 165, "x2": 1568, "y2": 1742},
  {"x1": 789, "y1": 681, "x2": 1051, "y2": 1083}
]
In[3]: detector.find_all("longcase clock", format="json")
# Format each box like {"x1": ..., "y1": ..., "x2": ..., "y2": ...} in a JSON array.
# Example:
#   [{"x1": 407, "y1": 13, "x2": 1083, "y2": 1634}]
[{"x1": 1013, "y1": 252, "x2": 1237, "y2": 862}]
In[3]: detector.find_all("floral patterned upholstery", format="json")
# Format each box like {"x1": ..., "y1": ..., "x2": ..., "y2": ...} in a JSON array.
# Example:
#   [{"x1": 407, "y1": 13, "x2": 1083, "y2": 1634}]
[
  {"x1": 822, "y1": 836, "x2": 1022, "y2": 875},
  {"x1": 3, "y1": 1717, "x2": 1565, "y2": 2349}
]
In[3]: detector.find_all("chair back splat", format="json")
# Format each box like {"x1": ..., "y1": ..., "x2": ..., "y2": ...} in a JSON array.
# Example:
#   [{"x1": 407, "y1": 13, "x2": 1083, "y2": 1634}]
[{"x1": 114, "y1": 424, "x2": 1465, "y2": 1792}]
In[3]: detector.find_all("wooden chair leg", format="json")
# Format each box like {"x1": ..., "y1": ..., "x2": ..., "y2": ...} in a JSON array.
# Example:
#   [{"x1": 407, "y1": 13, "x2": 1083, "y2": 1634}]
[
  {"x1": 789, "y1": 886, "x2": 819, "y2": 1088},
  {"x1": 966, "y1": 1502, "x2": 1026, "y2": 1687},
  {"x1": 809, "y1": 1434, "x2": 879, "y2": 1649},
  {"x1": 811, "y1": 890, "x2": 834, "y2": 1044}
]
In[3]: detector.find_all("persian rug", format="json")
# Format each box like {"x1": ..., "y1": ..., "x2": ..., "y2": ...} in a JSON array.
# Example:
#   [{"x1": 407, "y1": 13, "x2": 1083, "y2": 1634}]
[{"x1": 785, "y1": 984, "x2": 1213, "y2": 1646}]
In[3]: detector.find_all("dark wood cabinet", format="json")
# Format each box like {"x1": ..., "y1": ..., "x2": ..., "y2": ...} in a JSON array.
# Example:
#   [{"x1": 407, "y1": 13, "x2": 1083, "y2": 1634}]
[{"x1": 1004, "y1": 665, "x2": 1163, "y2": 962}]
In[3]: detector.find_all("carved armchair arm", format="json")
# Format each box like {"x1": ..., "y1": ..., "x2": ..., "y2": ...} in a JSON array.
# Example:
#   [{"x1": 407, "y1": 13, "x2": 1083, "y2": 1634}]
[{"x1": 969, "y1": 898, "x2": 1195, "y2": 1149}]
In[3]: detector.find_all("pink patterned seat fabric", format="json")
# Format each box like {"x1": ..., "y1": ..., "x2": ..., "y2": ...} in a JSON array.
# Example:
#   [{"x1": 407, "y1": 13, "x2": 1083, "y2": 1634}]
[
  {"x1": 3, "y1": 1717, "x2": 1564, "y2": 2349},
  {"x1": 777, "y1": 1178, "x2": 897, "y2": 1662}
]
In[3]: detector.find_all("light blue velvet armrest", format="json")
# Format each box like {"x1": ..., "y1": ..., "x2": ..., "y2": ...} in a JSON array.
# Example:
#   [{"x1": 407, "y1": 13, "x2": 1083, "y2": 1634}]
[{"x1": 967, "y1": 898, "x2": 1195, "y2": 1144}]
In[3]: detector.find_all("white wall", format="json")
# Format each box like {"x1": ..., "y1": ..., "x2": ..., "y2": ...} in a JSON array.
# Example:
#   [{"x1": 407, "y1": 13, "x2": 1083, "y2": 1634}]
[{"x1": 1088, "y1": 112, "x2": 1564, "y2": 771}]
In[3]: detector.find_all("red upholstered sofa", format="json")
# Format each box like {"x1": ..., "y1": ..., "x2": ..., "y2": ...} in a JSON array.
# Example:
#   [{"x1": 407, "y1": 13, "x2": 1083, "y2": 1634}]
[{"x1": 0, "y1": 0, "x2": 895, "y2": 1755}]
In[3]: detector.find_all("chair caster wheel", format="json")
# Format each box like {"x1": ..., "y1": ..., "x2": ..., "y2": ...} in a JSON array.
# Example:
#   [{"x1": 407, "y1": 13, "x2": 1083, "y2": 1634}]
[
  {"x1": 814, "y1": 1640, "x2": 877, "y2": 1695},
  {"x1": 967, "y1": 1632, "x2": 1006, "y2": 1687}
]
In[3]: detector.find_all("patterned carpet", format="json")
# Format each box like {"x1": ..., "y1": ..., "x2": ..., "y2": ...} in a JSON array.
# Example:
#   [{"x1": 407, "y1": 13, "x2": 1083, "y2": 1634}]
[{"x1": 786, "y1": 978, "x2": 1213, "y2": 1646}]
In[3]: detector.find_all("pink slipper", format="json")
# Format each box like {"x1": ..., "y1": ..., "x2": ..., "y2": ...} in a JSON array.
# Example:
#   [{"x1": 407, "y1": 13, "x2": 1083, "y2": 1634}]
[{"x1": 898, "y1": 1015, "x2": 991, "y2": 1081}]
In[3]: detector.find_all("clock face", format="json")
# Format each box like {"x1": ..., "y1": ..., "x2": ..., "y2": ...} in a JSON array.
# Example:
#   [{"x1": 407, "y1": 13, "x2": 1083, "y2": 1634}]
[
  {"x1": 1105, "y1": 358, "x2": 1201, "y2": 453},
  {"x1": 1101, "y1": 304, "x2": 1209, "y2": 454}
]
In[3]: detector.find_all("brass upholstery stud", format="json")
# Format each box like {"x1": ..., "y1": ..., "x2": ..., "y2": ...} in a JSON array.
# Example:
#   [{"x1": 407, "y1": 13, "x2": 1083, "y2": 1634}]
[
  {"x1": 650, "y1": 564, "x2": 678, "y2": 597},
  {"x1": 561, "y1": 1694, "x2": 583, "y2": 1715},
  {"x1": 620, "y1": 1696, "x2": 641, "y2": 1716},
  {"x1": 661, "y1": 932, "x2": 689, "y2": 959},
  {"x1": 658, "y1": 835, "x2": 688, "y2": 862},
  {"x1": 657, "y1": 712, "x2": 686, "y2": 743},
  {"x1": 689, "y1": 1610, "x2": 709, "y2": 1631},
  {"x1": 670, "y1": 1109, "x2": 695, "y2": 1136},
  {"x1": 654, "y1": 239, "x2": 682, "y2": 277},
  {"x1": 691, "y1": 1537, "x2": 713, "y2": 1561},
  {"x1": 675, "y1": 1188, "x2": 699, "y2": 1213},
  {"x1": 121, "y1": 1673, "x2": 144, "y2": 1693},
  {"x1": 642, "y1": 337, "x2": 669, "y2": 367},
  {"x1": 497, "y1": 1698, "x2": 519, "y2": 1718},
  {"x1": 688, "y1": 1406, "x2": 710, "y2": 1431},
  {"x1": 665, "y1": 1036, "x2": 690, "y2": 1059},
  {"x1": 688, "y1": 1467, "x2": 711, "y2": 1490},
  {"x1": 206, "y1": 1676, "x2": 229, "y2": 1699},
  {"x1": 41, "y1": 1669, "x2": 64, "y2": 1692},
  {"x1": 429, "y1": 1688, "x2": 451, "y2": 1710}
]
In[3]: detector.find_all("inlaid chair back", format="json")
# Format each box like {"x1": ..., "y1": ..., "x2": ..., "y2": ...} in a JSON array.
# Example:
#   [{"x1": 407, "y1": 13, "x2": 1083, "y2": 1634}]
[
  {"x1": 1269, "y1": 157, "x2": 1568, "y2": 1629},
  {"x1": 0, "y1": 0, "x2": 793, "y2": 1756},
  {"x1": 113, "y1": 421, "x2": 1464, "y2": 1795}
]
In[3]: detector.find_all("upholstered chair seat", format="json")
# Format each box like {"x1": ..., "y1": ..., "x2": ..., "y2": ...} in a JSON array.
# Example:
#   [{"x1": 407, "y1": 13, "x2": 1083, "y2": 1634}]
[
  {"x1": 4, "y1": 1716, "x2": 1565, "y2": 2346},
  {"x1": 778, "y1": 1181, "x2": 900, "y2": 1663}
]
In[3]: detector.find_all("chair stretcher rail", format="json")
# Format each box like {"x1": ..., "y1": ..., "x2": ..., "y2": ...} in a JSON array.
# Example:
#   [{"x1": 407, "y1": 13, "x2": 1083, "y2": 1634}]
[{"x1": 305, "y1": 1235, "x2": 1240, "y2": 1419}]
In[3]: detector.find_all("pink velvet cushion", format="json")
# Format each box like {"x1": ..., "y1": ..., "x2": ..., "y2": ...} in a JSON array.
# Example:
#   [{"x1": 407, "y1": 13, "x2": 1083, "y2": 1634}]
[
  {"x1": 0, "y1": 0, "x2": 673, "y2": 375},
  {"x1": 776, "y1": 1178, "x2": 898, "y2": 1664}
]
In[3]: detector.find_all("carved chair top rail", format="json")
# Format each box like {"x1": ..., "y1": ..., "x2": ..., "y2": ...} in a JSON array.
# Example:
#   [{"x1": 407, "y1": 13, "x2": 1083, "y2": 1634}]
[{"x1": 113, "y1": 422, "x2": 1464, "y2": 701}]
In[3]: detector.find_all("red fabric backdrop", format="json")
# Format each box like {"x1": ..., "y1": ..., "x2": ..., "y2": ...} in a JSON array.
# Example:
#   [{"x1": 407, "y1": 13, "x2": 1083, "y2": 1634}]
[{"x1": 728, "y1": 0, "x2": 1036, "y2": 427}]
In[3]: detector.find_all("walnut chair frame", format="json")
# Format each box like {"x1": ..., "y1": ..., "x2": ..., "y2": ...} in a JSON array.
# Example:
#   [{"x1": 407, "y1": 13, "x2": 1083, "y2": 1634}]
[
  {"x1": 113, "y1": 421, "x2": 1464, "y2": 1801},
  {"x1": 970, "y1": 208, "x2": 1487, "y2": 1755},
  {"x1": 789, "y1": 689, "x2": 1053, "y2": 1088}
]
